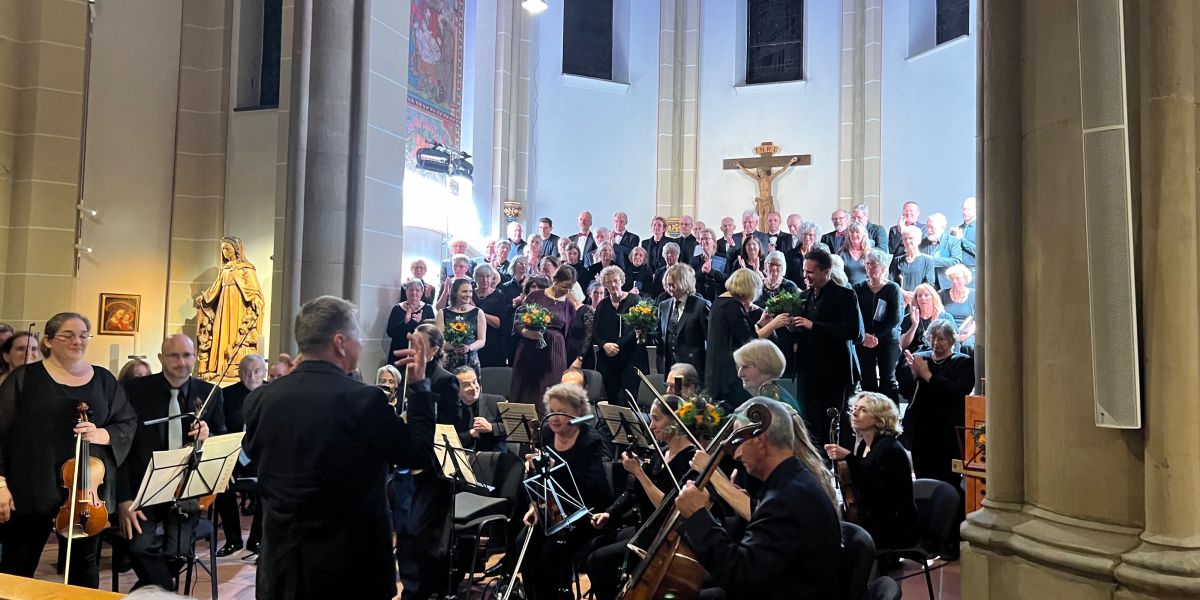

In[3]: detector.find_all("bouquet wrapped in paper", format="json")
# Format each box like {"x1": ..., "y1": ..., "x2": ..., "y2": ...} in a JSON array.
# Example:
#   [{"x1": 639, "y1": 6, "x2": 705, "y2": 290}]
[
  {"x1": 620, "y1": 300, "x2": 659, "y2": 344},
  {"x1": 517, "y1": 303, "x2": 554, "y2": 349}
]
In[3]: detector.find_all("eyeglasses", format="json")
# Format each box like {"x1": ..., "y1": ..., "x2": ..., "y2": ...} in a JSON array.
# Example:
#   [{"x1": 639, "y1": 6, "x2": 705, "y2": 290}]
[{"x1": 53, "y1": 333, "x2": 91, "y2": 342}]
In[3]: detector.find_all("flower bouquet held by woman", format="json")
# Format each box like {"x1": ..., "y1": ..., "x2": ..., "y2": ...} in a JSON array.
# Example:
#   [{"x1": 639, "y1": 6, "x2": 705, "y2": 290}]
[
  {"x1": 620, "y1": 300, "x2": 659, "y2": 344},
  {"x1": 517, "y1": 303, "x2": 554, "y2": 348},
  {"x1": 444, "y1": 316, "x2": 474, "y2": 349}
]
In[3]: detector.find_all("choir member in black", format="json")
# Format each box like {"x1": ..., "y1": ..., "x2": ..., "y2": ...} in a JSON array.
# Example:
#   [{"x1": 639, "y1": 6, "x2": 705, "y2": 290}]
[
  {"x1": 586, "y1": 395, "x2": 697, "y2": 600},
  {"x1": 0, "y1": 331, "x2": 41, "y2": 387},
  {"x1": 119, "y1": 333, "x2": 225, "y2": 590},
  {"x1": 398, "y1": 323, "x2": 460, "y2": 600},
  {"x1": 474, "y1": 264, "x2": 511, "y2": 368},
  {"x1": 823, "y1": 392, "x2": 918, "y2": 551},
  {"x1": 821, "y1": 209, "x2": 851, "y2": 255},
  {"x1": 493, "y1": 239, "x2": 514, "y2": 279},
  {"x1": 623, "y1": 246, "x2": 652, "y2": 295},
  {"x1": 640, "y1": 216, "x2": 671, "y2": 272},
  {"x1": 900, "y1": 284, "x2": 957, "y2": 354},
  {"x1": 612, "y1": 211, "x2": 641, "y2": 252},
  {"x1": 854, "y1": 250, "x2": 904, "y2": 402},
  {"x1": 791, "y1": 248, "x2": 865, "y2": 449},
  {"x1": 437, "y1": 254, "x2": 474, "y2": 310},
  {"x1": 756, "y1": 251, "x2": 801, "y2": 378},
  {"x1": 898, "y1": 320, "x2": 975, "y2": 492},
  {"x1": 586, "y1": 280, "x2": 606, "y2": 307},
  {"x1": 387, "y1": 279, "x2": 436, "y2": 358},
  {"x1": 783, "y1": 221, "x2": 827, "y2": 289},
  {"x1": 588, "y1": 242, "x2": 623, "y2": 288},
  {"x1": 690, "y1": 228, "x2": 728, "y2": 302},
  {"x1": 763, "y1": 211, "x2": 793, "y2": 254},
  {"x1": 520, "y1": 384, "x2": 613, "y2": 600},
  {"x1": 677, "y1": 215, "x2": 699, "y2": 259},
  {"x1": 705, "y1": 269, "x2": 791, "y2": 406},
  {"x1": 887, "y1": 201, "x2": 922, "y2": 255},
  {"x1": 656, "y1": 264, "x2": 711, "y2": 377},
  {"x1": 451, "y1": 366, "x2": 506, "y2": 452},
  {"x1": 0, "y1": 313, "x2": 136, "y2": 588},
  {"x1": 242, "y1": 296, "x2": 436, "y2": 600},
  {"x1": 838, "y1": 222, "x2": 873, "y2": 285},
  {"x1": 851, "y1": 203, "x2": 890, "y2": 253},
  {"x1": 644, "y1": 241, "x2": 682, "y2": 301},
  {"x1": 716, "y1": 217, "x2": 738, "y2": 258},
  {"x1": 675, "y1": 398, "x2": 841, "y2": 600},
  {"x1": 215, "y1": 354, "x2": 267, "y2": 557},
  {"x1": 731, "y1": 211, "x2": 770, "y2": 259},
  {"x1": 409, "y1": 259, "x2": 436, "y2": 303},
  {"x1": 939, "y1": 264, "x2": 977, "y2": 351},
  {"x1": 890, "y1": 225, "x2": 938, "y2": 301},
  {"x1": 567, "y1": 295, "x2": 597, "y2": 371},
  {"x1": 594, "y1": 266, "x2": 649, "y2": 406},
  {"x1": 729, "y1": 236, "x2": 765, "y2": 277}
]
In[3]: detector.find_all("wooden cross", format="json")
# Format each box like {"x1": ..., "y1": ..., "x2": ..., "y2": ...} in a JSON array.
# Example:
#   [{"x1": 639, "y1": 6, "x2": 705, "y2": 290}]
[
  {"x1": 724, "y1": 142, "x2": 811, "y2": 230},
  {"x1": 721, "y1": 141, "x2": 811, "y2": 171}
]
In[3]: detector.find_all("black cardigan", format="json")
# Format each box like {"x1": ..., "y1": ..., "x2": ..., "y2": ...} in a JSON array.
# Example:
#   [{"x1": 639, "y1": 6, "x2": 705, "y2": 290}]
[{"x1": 845, "y1": 434, "x2": 918, "y2": 549}]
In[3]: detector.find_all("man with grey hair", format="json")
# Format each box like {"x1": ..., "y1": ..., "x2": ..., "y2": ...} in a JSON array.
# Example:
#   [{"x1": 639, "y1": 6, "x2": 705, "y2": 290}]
[
  {"x1": 820, "y1": 209, "x2": 851, "y2": 252},
  {"x1": 612, "y1": 210, "x2": 640, "y2": 251},
  {"x1": 919, "y1": 212, "x2": 964, "y2": 289},
  {"x1": 243, "y1": 296, "x2": 437, "y2": 599},
  {"x1": 215, "y1": 353, "x2": 267, "y2": 556},
  {"x1": 675, "y1": 398, "x2": 840, "y2": 599},
  {"x1": 850, "y1": 203, "x2": 888, "y2": 251},
  {"x1": 731, "y1": 210, "x2": 770, "y2": 256},
  {"x1": 570, "y1": 210, "x2": 597, "y2": 268}
]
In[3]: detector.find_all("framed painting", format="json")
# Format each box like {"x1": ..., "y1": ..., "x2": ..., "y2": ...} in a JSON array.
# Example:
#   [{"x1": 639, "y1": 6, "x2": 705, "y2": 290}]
[{"x1": 99, "y1": 294, "x2": 140, "y2": 336}]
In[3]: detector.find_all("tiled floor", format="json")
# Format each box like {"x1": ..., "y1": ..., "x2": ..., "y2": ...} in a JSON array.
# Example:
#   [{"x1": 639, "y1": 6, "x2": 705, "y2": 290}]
[{"x1": 32, "y1": 518, "x2": 961, "y2": 599}]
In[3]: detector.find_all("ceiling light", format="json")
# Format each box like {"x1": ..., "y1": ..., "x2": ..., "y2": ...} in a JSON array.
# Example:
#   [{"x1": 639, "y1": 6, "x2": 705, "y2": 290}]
[{"x1": 522, "y1": 0, "x2": 548, "y2": 14}]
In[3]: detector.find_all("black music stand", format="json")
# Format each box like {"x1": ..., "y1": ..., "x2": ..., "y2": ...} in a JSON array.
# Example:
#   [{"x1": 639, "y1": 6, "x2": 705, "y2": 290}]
[
  {"x1": 596, "y1": 402, "x2": 652, "y2": 453},
  {"x1": 497, "y1": 402, "x2": 540, "y2": 446},
  {"x1": 523, "y1": 446, "x2": 591, "y2": 536}
]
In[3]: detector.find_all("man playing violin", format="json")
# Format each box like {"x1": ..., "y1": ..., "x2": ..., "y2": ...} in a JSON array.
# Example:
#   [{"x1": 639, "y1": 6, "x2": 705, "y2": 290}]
[{"x1": 674, "y1": 398, "x2": 840, "y2": 600}]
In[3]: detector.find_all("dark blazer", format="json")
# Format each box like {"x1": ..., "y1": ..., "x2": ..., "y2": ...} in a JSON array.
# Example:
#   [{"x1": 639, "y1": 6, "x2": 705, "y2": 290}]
[
  {"x1": 820, "y1": 230, "x2": 848, "y2": 254},
  {"x1": 731, "y1": 231, "x2": 770, "y2": 256},
  {"x1": 612, "y1": 230, "x2": 640, "y2": 251},
  {"x1": 568, "y1": 232, "x2": 597, "y2": 267},
  {"x1": 675, "y1": 234, "x2": 698, "y2": 261},
  {"x1": 540, "y1": 233, "x2": 561, "y2": 257},
  {"x1": 427, "y1": 362, "x2": 460, "y2": 426},
  {"x1": 783, "y1": 246, "x2": 808, "y2": 290},
  {"x1": 689, "y1": 255, "x2": 728, "y2": 301},
  {"x1": 222, "y1": 381, "x2": 254, "y2": 433},
  {"x1": 640, "y1": 236, "x2": 671, "y2": 272},
  {"x1": 762, "y1": 231, "x2": 793, "y2": 253},
  {"x1": 887, "y1": 224, "x2": 912, "y2": 255},
  {"x1": 679, "y1": 456, "x2": 840, "y2": 600},
  {"x1": 656, "y1": 294, "x2": 711, "y2": 375},
  {"x1": 118, "y1": 373, "x2": 227, "y2": 503},
  {"x1": 795, "y1": 282, "x2": 865, "y2": 386},
  {"x1": 920, "y1": 234, "x2": 964, "y2": 289},
  {"x1": 454, "y1": 392, "x2": 506, "y2": 452},
  {"x1": 716, "y1": 236, "x2": 738, "y2": 258},
  {"x1": 864, "y1": 222, "x2": 888, "y2": 252},
  {"x1": 243, "y1": 360, "x2": 436, "y2": 600},
  {"x1": 846, "y1": 435, "x2": 918, "y2": 549},
  {"x1": 959, "y1": 221, "x2": 977, "y2": 268}
]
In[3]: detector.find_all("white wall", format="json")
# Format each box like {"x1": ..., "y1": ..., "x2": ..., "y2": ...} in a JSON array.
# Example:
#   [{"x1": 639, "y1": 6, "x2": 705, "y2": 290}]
[
  {"x1": 880, "y1": 0, "x2": 978, "y2": 225},
  {"x1": 525, "y1": 0, "x2": 660, "y2": 237},
  {"x1": 75, "y1": 0, "x2": 183, "y2": 371},
  {"x1": 696, "y1": 0, "x2": 842, "y2": 227}
]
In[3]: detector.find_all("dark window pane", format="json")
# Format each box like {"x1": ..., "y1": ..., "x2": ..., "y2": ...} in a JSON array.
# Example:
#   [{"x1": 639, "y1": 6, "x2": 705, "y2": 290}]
[
  {"x1": 747, "y1": 0, "x2": 803, "y2": 84},
  {"x1": 936, "y1": 0, "x2": 969, "y2": 45},
  {"x1": 260, "y1": 0, "x2": 282, "y2": 107},
  {"x1": 563, "y1": 0, "x2": 613, "y2": 80}
]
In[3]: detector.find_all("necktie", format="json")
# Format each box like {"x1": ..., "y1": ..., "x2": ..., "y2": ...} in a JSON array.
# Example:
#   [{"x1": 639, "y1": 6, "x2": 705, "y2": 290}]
[{"x1": 168, "y1": 388, "x2": 183, "y2": 450}]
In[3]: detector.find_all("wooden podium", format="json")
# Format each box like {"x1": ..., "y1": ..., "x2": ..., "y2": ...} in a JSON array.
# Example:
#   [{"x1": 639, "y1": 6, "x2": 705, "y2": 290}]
[{"x1": 953, "y1": 394, "x2": 987, "y2": 513}]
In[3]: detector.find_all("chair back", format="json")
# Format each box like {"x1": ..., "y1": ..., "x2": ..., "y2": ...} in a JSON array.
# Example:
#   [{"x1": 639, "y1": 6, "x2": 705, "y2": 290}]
[
  {"x1": 913, "y1": 478, "x2": 960, "y2": 555},
  {"x1": 864, "y1": 575, "x2": 902, "y2": 600},
  {"x1": 635, "y1": 373, "x2": 667, "y2": 410},
  {"x1": 480, "y1": 366, "x2": 514, "y2": 399},
  {"x1": 582, "y1": 368, "x2": 606, "y2": 402},
  {"x1": 838, "y1": 521, "x2": 877, "y2": 600}
]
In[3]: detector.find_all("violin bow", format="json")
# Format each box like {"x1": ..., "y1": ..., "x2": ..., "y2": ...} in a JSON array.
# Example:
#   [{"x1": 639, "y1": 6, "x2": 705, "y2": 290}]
[
  {"x1": 633, "y1": 368, "x2": 705, "y2": 449},
  {"x1": 622, "y1": 390, "x2": 680, "y2": 493}
]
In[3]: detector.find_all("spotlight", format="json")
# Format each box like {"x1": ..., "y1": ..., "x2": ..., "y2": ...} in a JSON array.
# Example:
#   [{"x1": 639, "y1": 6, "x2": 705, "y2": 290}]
[
  {"x1": 75, "y1": 244, "x2": 93, "y2": 255},
  {"x1": 522, "y1": 0, "x2": 548, "y2": 14},
  {"x1": 77, "y1": 203, "x2": 98, "y2": 218},
  {"x1": 415, "y1": 140, "x2": 473, "y2": 183}
]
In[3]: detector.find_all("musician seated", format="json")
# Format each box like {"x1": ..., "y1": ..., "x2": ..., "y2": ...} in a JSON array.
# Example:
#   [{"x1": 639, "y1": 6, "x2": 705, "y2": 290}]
[
  {"x1": 675, "y1": 398, "x2": 841, "y2": 600},
  {"x1": 733, "y1": 340, "x2": 801, "y2": 413},
  {"x1": 823, "y1": 392, "x2": 918, "y2": 552},
  {"x1": 451, "y1": 366, "x2": 507, "y2": 452},
  {"x1": 519, "y1": 384, "x2": 613, "y2": 600},
  {"x1": 586, "y1": 395, "x2": 696, "y2": 600},
  {"x1": 665, "y1": 362, "x2": 701, "y2": 399}
]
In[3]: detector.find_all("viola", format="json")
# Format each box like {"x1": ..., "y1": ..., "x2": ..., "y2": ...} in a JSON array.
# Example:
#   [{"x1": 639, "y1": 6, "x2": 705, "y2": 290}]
[
  {"x1": 827, "y1": 408, "x2": 861, "y2": 524},
  {"x1": 56, "y1": 403, "x2": 108, "y2": 585}
]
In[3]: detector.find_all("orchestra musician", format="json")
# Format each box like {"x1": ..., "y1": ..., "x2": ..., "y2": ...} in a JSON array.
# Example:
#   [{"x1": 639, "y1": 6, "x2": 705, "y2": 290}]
[
  {"x1": 0, "y1": 313, "x2": 137, "y2": 588},
  {"x1": 585, "y1": 394, "x2": 697, "y2": 600},
  {"x1": 675, "y1": 398, "x2": 841, "y2": 600},
  {"x1": 520, "y1": 383, "x2": 613, "y2": 600}
]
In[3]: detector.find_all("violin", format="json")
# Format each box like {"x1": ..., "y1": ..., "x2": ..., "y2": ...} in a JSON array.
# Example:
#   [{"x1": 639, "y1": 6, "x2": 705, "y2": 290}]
[
  {"x1": 619, "y1": 402, "x2": 773, "y2": 600},
  {"x1": 826, "y1": 408, "x2": 861, "y2": 524},
  {"x1": 56, "y1": 403, "x2": 108, "y2": 584}
]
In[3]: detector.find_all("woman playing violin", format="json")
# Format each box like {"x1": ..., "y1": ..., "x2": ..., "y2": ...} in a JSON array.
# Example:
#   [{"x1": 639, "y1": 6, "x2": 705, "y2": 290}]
[
  {"x1": 520, "y1": 383, "x2": 612, "y2": 600},
  {"x1": 0, "y1": 312, "x2": 137, "y2": 587},
  {"x1": 586, "y1": 395, "x2": 697, "y2": 600}
]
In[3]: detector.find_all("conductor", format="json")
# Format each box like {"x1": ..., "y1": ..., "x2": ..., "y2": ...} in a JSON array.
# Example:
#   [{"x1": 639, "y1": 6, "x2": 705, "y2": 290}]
[{"x1": 243, "y1": 296, "x2": 437, "y2": 600}]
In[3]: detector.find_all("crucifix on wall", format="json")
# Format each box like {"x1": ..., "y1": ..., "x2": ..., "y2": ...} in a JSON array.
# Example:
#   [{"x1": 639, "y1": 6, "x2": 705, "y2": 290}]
[{"x1": 724, "y1": 142, "x2": 811, "y2": 231}]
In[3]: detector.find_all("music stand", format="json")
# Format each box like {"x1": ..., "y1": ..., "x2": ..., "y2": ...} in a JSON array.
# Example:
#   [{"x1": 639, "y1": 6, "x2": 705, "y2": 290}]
[
  {"x1": 434, "y1": 424, "x2": 493, "y2": 494},
  {"x1": 596, "y1": 402, "x2": 652, "y2": 450},
  {"x1": 523, "y1": 446, "x2": 591, "y2": 536},
  {"x1": 131, "y1": 432, "x2": 245, "y2": 510},
  {"x1": 497, "y1": 402, "x2": 540, "y2": 445}
]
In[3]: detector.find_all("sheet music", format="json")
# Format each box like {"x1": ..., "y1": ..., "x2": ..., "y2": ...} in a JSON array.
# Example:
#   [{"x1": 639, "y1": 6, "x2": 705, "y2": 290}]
[
  {"x1": 131, "y1": 448, "x2": 193, "y2": 510},
  {"x1": 182, "y1": 432, "x2": 245, "y2": 498}
]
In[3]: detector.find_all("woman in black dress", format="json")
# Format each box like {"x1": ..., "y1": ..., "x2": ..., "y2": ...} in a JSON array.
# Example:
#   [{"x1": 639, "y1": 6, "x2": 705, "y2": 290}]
[
  {"x1": 594, "y1": 266, "x2": 649, "y2": 405},
  {"x1": 854, "y1": 251, "x2": 904, "y2": 401},
  {"x1": 409, "y1": 259, "x2": 436, "y2": 303},
  {"x1": 387, "y1": 279, "x2": 436, "y2": 360},
  {"x1": 473, "y1": 264, "x2": 511, "y2": 367},
  {"x1": 823, "y1": 392, "x2": 918, "y2": 551},
  {"x1": 898, "y1": 320, "x2": 975, "y2": 491},
  {"x1": 756, "y1": 251, "x2": 802, "y2": 378},
  {"x1": 0, "y1": 312, "x2": 137, "y2": 588},
  {"x1": 622, "y1": 246, "x2": 652, "y2": 295},
  {"x1": 731, "y1": 236, "x2": 765, "y2": 277},
  {"x1": 520, "y1": 384, "x2": 613, "y2": 600},
  {"x1": 704, "y1": 268, "x2": 792, "y2": 406}
]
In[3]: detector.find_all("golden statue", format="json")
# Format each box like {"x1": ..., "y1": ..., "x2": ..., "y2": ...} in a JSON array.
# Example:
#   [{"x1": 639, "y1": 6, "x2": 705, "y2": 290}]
[{"x1": 195, "y1": 236, "x2": 265, "y2": 380}]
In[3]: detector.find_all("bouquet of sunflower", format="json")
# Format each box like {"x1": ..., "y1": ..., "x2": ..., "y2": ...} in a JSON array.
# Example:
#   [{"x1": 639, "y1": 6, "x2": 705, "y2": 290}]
[
  {"x1": 765, "y1": 290, "x2": 805, "y2": 317},
  {"x1": 444, "y1": 315, "x2": 474, "y2": 349},
  {"x1": 675, "y1": 395, "x2": 726, "y2": 442},
  {"x1": 620, "y1": 300, "x2": 659, "y2": 344},
  {"x1": 517, "y1": 303, "x2": 554, "y2": 349}
]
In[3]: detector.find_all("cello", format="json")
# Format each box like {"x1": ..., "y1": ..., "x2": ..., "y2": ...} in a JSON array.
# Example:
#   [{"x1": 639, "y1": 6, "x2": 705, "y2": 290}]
[
  {"x1": 826, "y1": 407, "x2": 860, "y2": 524},
  {"x1": 618, "y1": 402, "x2": 772, "y2": 600},
  {"x1": 56, "y1": 402, "x2": 109, "y2": 585}
]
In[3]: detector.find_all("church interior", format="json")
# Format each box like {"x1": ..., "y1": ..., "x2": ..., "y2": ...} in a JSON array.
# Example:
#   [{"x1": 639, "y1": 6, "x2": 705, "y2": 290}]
[{"x1": 2, "y1": 0, "x2": 1199, "y2": 598}]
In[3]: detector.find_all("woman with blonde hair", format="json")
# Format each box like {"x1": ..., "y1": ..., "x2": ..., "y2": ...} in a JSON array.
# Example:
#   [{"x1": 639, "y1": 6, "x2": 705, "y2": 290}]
[
  {"x1": 705, "y1": 268, "x2": 791, "y2": 404},
  {"x1": 899, "y1": 283, "x2": 956, "y2": 353}
]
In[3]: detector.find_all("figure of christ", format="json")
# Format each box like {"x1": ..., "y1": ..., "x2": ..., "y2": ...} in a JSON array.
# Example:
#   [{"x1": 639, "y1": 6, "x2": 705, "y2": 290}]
[{"x1": 735, "y1": 155, "x2": 801, "y2": 231}]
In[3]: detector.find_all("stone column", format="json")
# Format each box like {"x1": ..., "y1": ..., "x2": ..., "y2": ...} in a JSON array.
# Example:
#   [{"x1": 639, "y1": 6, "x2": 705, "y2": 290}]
[
  {"x1": 1115, "y1": 1, "x2": 1200, "y2": 594},
  {"x1": 654, "y1": 0, "x2": 701, "y2": 220},
  {"x1": 491, "y1": 0, "x2": 534, "y2": 232},
  {"x1": 836, "y1": 0, "x2": 882, "y2": 214}
]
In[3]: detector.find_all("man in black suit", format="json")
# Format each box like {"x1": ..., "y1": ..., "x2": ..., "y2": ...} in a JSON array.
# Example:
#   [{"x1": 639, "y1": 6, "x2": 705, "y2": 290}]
[
  {"x1": 537, "y1": 217, "x2": 560, "y2": 258},
  {"x1": 676, "y1": 399, "x2": 841, "y2": 600},
  {"x1": 716, "y1": 217, "x2": 739, "y2": 258},
  {"x1": 118, "y1": 334, "x2": 226, "y2": 590},
  {"x1": 640, "y1": 216, "x2": 672, "y2": 272},
  {"x1": 887, "y1": 201, "x2": 921, "y2": 255},
  {"x1": 214, "y1": 353, "x2": 266, "y2": 557},
  {"x1": 820, "y1": 209, "x2": 851, "y2": 252},
  {"x1": 593, "y1": 227, "x2": 629, "y2": 268},
  {"x1": 611, "y1": 210, "x2": 640, "y2": 251},
  {"x1": 792, "y1": 249, "x2": 864, "y2": 448},
  {"x1": 451, "y1": 366, "x2": 506, "y2": 452},
  {"x1": 676, "y1": 214, "x2": 698, "y2": 260},
  {"x1": 851, "y1": 203, "x2": 889, "y2": 251},
  {"x1": 731, "y1": 210, "x2": 770, "y2": 257},
  {"x1": 919, "y1": 212, "x2": 964, "y2": 289},
  {"x1": 569, "y1": 211, "x2": 597, "y2": 269},
  {"x1": 243, "y1": 296, "x2": 436, "y2": 600},
  {"x1": 763, "y1": 211, "x2": 793, "y2": 254},
  {"x1": 656, "y1": 264, "x2": 711, "y2": 377}
]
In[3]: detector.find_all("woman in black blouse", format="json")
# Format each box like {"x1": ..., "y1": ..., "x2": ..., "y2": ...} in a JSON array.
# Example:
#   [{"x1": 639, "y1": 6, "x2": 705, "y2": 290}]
[
  {"x1": 586, "y1": 395, "x2": 696, "y2": 600},
  {"x1": 899, "y1": 320, "x2": 976, "y2": 490},
  {"x1": 387, "y1": 279, "x2": 436, "y2": 359},
  {"x1": 520, "y1": 384, "x2": 613, "y2": 600},
  {"x1": 854, "y1": 251, "x2": 904, "y2": 401},
  {"x1": 472, "y1": 264, "x2": 511, "y2": 368},
  {"x1": 0, "y1": 312, "x2": 137, "y2": 587},
  {"x1": 622, "y1": 246, "x2": 652, "y2": 295},
  {"x1": 823, "y1": 392, "x2": 918, "y2": 551},
  {"x1": 705, "y1": 268, "x2": 791, "y2": 406},
  {"x1": 594, "y1": 266, "x2": 649, "y2": 406},
  {"x1": 756, "y1": 251, "x2": 802, "y2": 378}
]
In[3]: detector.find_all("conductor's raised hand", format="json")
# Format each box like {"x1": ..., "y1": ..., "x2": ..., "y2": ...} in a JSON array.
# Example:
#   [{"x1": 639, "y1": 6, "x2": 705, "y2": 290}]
[{"x1": 394, "y1": 332, "x2": 431, "y2": 383}]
